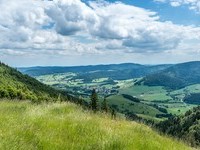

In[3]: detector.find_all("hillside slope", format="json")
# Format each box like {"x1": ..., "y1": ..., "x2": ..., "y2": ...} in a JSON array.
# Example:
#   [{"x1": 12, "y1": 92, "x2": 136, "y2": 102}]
[
  {"x1": 139, "y1": 61, "x2": 200, "y2": 89},
  {"x1": 0, "y1": 62, "x2": 74, "y2": 102},
  {"x1": 0, "y1": 100, "x2": 191, "y2": 150},
  {"x1": 157, "y1": 106, "x2": 200, "y2": 147}
]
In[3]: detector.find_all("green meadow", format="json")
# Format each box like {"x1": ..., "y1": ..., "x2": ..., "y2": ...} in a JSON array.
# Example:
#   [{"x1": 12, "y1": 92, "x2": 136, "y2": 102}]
[
  {"x1": 119, "y1": 85, "x2": 172, "y2": 102},
  {"x1": 0, "y1": 100, "x2": 192, "y2": 150},
  {"x1": 107, "y1": 94, "x2": 162, "y2": 117}
]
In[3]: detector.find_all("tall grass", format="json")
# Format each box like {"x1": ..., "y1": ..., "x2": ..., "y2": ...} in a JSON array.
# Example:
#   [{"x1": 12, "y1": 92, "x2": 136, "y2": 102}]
[{"x1": 0, "y1": 100, "x2": 192, "y2": 150}]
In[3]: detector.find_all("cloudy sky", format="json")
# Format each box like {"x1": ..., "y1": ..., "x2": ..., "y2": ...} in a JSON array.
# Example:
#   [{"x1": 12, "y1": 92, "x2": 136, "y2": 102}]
[{"x1": 1, "y1": 0, "x2": 200, "y2": 67}]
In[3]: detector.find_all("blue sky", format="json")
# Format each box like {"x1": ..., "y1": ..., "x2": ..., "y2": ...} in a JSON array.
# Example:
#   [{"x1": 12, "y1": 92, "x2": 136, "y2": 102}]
[
  {"x1": 130, "y1": 0, "x2": 200, "y2": 25},
  {"x1": 84, "y1": 0, "x2": 200, "y2": 25},
  {"x1": 0, "y1": 0, "x2": 200, "y2": 67}
]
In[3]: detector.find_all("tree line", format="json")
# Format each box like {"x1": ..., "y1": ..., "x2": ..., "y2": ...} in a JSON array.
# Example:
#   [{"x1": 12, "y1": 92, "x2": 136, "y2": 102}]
[
  {"x1": 156, "y1": 106, "x2": 200, "y2": 147},
  {"x1": 90, "y1": 89, "x2": 116, "y2": 118}
]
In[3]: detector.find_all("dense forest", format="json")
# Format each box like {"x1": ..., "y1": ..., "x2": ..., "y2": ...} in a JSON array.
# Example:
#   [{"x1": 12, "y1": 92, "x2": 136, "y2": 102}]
[
  {"x1": 184, "y1": 93, "x2": 200, "y2": 104},
  {"x1": 156, "y1": 106, "x2": 200, "y2": 147},
  {"x1": 0, "y1": 62, "x2": 78, "y2": 103}
]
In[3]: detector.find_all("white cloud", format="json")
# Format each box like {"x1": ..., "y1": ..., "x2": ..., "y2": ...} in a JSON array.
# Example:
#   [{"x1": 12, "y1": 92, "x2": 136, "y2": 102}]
[
  {"x1": 45, "y1": 0, "x2": 200, "y2": 52},
  {"x1": 46, "y1": 0, "x2": 99, "y2": 35},
  {"x1": 154, "y1": 0, "x2": 200, "y2": 12},
  {"x1": 0, "y1": 0, "x2": 100, "y2": 57},
  {"x1": 1, "y1": 0, "x2": 200, "y2": 66},
  {"x1": 170, "y1": 1, "x2": 181, "y2": 7}
]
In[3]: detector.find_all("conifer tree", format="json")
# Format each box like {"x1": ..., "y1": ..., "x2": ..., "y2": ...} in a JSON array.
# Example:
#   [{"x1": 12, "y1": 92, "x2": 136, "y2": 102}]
[
  {"x1": 57, "y1": 93, "x2": 61, "y2": 102},
  {"x1": 111, "y1": 109, "x2": 116, "y2": 119},
  {"x1": 90, "y1": 89, "x2": 98, "y2": 111},
  {"x1": 78, "y1": 96, "x2": 84, "y2": 105},
  {"x1": 102, "y1": 97, "x2": 109, "y2": 113}
]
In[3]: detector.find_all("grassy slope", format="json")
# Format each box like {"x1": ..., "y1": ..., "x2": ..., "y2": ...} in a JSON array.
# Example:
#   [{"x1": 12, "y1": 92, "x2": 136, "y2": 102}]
[
  {"x1": 107, "y1": 95, "x2": 162, "y2": 117},
  {"x1": 0, "y1": 101, "x2": 191, "y2": 150}
]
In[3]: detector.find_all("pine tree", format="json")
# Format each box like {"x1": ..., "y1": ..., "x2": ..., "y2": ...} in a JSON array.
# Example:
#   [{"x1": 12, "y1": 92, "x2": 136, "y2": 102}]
[
  {"x1": 78, "y1": 96, "x2": 84, "y2": 105},
  {"x1": 57, "y1": 93, "x2": 61, "y2": 102},
  {"x1": 90, "y1": 89, "x2": 98, "y2": 111},
  {"x1": 111, "y1": 109, "x2": 116, "y2": 119},
  {"x1": 102, "y1": 97, "x2": 109, "y2": 113}
]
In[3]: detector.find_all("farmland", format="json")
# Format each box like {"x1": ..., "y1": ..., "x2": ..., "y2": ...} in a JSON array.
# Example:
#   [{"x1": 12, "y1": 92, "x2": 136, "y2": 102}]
[{"x1": 36, "y1": 73, "x2": 198, "y2": 121}]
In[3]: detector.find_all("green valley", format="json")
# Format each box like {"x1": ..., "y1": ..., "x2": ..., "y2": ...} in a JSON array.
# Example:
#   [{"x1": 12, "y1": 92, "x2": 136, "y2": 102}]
[
  {"x1": 1, "y1": 61, "x2": 199, "y2": 148},
  {"x1": 33, "y1": 71, "x2": 199, "y2": 121},
  {"x1": 2, "y1": 0, "x2": 200, "y2": 149}
]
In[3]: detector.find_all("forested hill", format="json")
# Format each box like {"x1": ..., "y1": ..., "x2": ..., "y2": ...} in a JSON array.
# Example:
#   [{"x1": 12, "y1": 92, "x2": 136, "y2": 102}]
[
  {"x1": 156, "y1": 106, "x2": 200, "y2": 147},
  {"x1": 19, "y1": 63, "x2": 171, "y2": 80},
  {"x1": 139, "y1": 61, "x2": 200, "y2": 89},
  {"x1": 19, "y1": 63, "x2": 144, "y2": 76},
  {"x1": 0, "y1": 62, "x2": 75, "y2": 102}
]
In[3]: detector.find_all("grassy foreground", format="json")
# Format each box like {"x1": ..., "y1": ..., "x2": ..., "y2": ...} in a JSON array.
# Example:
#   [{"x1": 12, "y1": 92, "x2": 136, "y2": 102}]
[{"x1": 0, "y1": 101, "x2": 192, "y2": 150}]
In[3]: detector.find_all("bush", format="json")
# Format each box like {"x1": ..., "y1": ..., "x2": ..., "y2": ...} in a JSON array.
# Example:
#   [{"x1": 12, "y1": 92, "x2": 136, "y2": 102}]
[{"x1": 122, "y1": 94, "x2": 140, "y2": 102}]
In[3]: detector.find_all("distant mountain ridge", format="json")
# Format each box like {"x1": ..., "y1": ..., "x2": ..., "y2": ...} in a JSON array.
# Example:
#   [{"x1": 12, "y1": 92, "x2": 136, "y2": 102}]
[
  {"x1": 18, "y1": 63, "x2": 143, "y2": 76},
  {"x1": 18, "y1": 63, "x2": 172, "y2": 80},
  {"x1": 19, "y1": 61, "x2": 200, "y2": 88}
]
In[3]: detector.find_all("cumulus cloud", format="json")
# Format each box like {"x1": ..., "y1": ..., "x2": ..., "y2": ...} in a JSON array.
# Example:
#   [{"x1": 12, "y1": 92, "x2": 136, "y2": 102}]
[
  {"x1": 0, "y1": 0, "x2": 100, "y2": 57},
  {"x1": 1, "y1": 0, "x2": 200, "y2": 63},
  {"x1": 46, "y1": 0, "x2": 98, "y2": 35},
  {"x1": 45, "y1": 0, "x2": 200, "y2": 52}
]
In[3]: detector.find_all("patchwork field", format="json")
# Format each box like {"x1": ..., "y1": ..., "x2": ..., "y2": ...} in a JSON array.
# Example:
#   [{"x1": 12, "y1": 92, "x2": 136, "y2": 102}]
[
  {"x1": 119, "y1": 85, "x2": 172, "y2": 102},
  {"x1": 36, "y1": 73, "x2": 199, "y2": 121}
]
